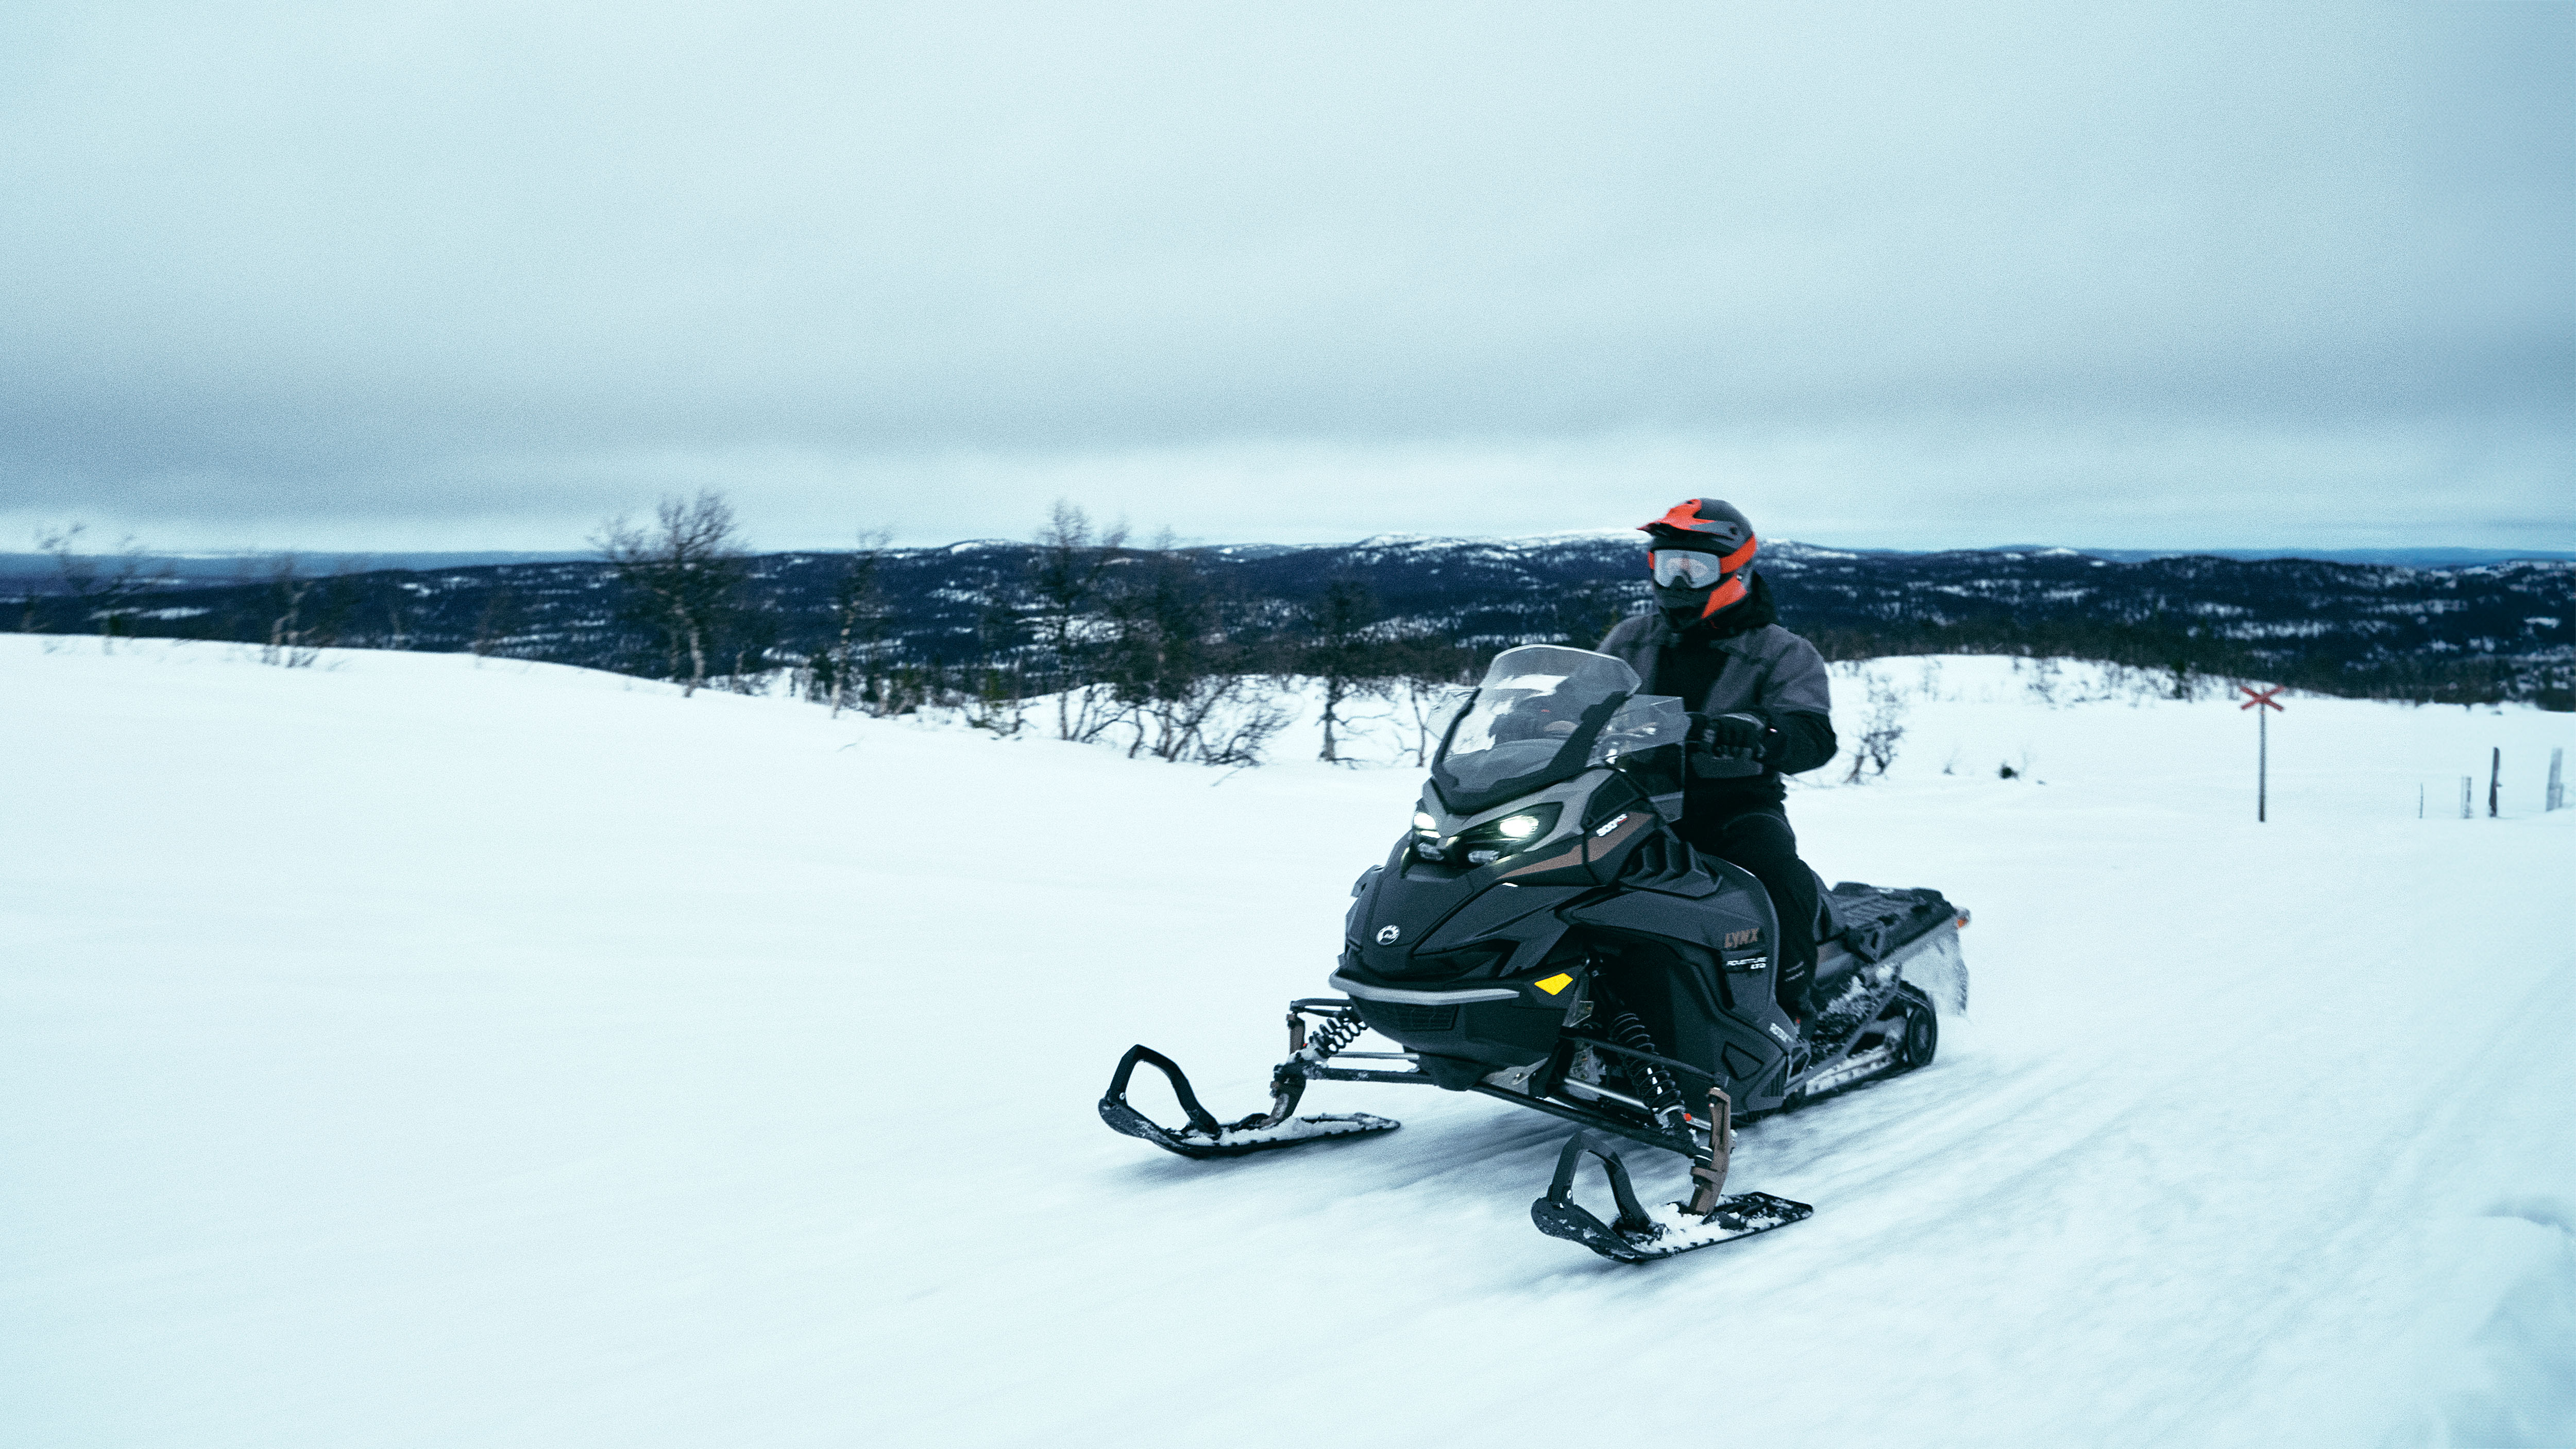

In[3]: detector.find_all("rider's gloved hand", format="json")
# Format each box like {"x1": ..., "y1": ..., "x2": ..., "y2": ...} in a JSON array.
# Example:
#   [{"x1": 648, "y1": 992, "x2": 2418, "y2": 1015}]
[{"x1": 1700, "y1": 711, "x2": 1772, "y2": 761}]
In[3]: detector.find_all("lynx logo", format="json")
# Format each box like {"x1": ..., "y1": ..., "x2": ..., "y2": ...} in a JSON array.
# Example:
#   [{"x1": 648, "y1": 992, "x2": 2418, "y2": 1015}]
[
  {"x1": 1724, "y1": 928, "x2": 1762, "y2": 949},
  {"x1": 1768, "y1": 1021, "x2": 1793, "y2": 1045},
  {"x1": 1375, "y1": 925, "x2": 1402, "y2": 945}
]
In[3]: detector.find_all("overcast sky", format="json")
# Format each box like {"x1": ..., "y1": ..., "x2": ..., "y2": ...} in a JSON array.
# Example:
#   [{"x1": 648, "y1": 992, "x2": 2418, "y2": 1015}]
[{"x1": 2, "y1": 2, "x2": 2569, "y2": 553}]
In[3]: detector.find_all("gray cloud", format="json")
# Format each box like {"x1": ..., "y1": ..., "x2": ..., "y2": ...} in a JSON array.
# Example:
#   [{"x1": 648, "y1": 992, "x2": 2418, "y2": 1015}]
[{"x1": 1, "y1": 1, "x2": 2568, "y2": 551}]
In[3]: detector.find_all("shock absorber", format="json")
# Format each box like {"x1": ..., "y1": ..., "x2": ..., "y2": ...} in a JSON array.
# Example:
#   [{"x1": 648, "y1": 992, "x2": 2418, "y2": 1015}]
[
  {"x1": 1301, "y1": 1008, "x2": 1366, "y2": 1062},
  {"x1": 1601, "y1": 1003, "x2": 1688, "y2": 1132}
]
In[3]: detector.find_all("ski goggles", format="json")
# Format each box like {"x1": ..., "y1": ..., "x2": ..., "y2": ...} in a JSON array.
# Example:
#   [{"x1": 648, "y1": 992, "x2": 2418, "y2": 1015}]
[{"x1": 1648, "y1": 551, "x2": 1731, "y2": 588}]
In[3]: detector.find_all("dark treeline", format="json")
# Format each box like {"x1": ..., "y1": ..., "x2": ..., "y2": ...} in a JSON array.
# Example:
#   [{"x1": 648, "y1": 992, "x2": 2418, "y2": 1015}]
[{"x1": 15, "y1": 498, "x2": 2573, "y2": 723}]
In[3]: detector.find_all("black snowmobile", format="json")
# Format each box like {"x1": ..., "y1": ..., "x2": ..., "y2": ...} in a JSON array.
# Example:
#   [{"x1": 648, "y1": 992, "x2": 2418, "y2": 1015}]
[{"x1": 1100, "y1": 645, "x2": 1969, "y2": 1263}]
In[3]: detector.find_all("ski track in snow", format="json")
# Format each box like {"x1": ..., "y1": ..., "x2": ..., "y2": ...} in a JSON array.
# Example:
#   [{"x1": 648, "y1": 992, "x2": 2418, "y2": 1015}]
[{"x1": 3, "y1": 636, "x2": 2571, "y2": 1448}]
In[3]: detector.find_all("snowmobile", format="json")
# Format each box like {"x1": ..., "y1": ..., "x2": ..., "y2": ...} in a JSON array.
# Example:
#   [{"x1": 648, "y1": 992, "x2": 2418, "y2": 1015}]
[{"x1": 1099, "y1": 644, "x2": 1969, "y2": 1263}]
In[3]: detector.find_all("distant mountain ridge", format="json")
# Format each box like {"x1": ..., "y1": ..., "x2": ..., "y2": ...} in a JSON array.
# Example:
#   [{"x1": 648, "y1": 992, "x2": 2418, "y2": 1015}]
[
  {"x1": 11, "y1": 536, "x2": 2571, "y2": 707},
  {"x1": 5, "y1": 539, "x2": 2568, "y2": 595}
]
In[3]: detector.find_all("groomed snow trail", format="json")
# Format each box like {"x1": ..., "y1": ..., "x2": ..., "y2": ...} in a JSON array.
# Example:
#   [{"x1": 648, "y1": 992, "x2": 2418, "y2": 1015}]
[{"x1": 3, "y1": 638, "x2": 2571, "y2": 1448}]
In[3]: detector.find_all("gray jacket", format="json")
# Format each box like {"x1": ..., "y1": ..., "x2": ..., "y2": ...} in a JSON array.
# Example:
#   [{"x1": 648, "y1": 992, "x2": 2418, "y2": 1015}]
[{"x1": 1598, "y1": 610, "x2": 1834, "y2": 782}]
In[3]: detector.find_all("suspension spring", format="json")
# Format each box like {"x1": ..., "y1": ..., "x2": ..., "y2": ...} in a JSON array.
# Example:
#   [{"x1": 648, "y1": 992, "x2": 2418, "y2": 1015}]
[
  {"x1": 1306, "y1": 1009, "x2": 1366, "y2": 1062},
  {"x1": 1603, "y1": 1008, "x2": 1686, "y2": 1128}
]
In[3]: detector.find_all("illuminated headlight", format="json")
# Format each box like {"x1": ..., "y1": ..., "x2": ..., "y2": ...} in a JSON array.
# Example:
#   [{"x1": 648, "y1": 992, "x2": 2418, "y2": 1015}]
[
  {"x1": 1444, "y1": 803, "x2": 1564, "y2": 867},
  {"x1": 1412, "y1": 811, "x2": 1438, "y2": 833}
]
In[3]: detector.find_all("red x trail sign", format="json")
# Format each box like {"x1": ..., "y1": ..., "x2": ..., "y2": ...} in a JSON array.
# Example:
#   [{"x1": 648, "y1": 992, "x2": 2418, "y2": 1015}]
[{"x1": 2239, "y1": 686, "x2": 2285, "y2": 819}]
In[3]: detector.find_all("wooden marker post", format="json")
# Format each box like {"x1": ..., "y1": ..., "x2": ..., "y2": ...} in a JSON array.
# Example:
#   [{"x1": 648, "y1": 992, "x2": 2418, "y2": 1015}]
[{"x1": 2239, "y1": 685, "x2": 2285, "y2": 822}]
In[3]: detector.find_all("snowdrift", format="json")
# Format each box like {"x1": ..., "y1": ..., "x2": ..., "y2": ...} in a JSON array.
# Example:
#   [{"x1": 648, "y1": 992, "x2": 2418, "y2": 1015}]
[{"x1": 3, "y1": 637, "x2": 2570, "y2": 1448}]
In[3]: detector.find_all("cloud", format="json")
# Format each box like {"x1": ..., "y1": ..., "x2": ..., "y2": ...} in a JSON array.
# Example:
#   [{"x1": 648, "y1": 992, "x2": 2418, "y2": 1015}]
[{"x1": 1, "y1": 2, "x2": 2568, "y2": 550}]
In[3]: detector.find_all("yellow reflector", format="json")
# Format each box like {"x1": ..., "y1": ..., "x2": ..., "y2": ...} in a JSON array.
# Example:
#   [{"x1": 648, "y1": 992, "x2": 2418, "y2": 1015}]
[{"x1": 1534, "y1": 973, "x2": 1573, "y2": 996}]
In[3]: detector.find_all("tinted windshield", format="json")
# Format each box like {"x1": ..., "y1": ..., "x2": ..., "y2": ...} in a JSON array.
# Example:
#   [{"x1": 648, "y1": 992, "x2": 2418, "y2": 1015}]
[{"x1": 1432, "y1": 646, "x2": 1676, "y2": 811}]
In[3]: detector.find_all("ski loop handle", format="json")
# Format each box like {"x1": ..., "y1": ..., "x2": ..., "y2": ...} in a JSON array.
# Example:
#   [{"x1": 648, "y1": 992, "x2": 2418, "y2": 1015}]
[
  {"x1": 1547, "y1": 1132, "x2": 1656, "y2": 1237},
  {"x1": 1105, "y1": 1044, "x2": 1224, "y2": 1137}
]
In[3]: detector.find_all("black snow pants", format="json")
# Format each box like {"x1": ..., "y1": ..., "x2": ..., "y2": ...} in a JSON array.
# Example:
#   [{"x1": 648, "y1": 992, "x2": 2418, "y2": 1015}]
[{"x1": 1678, "y1": 805, "x2": 1820, "y2": 1019}]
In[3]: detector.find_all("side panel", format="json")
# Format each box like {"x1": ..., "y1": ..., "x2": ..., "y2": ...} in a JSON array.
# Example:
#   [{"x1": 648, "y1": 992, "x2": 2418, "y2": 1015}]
[{"x1": 1562, "y1": 861, "x2": 1799, "y2": 1109}]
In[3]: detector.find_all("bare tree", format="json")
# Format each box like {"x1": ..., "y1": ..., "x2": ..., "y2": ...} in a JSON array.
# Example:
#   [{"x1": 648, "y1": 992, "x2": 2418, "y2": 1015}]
[
  {"x1": 962, "y1": 580, "x2": 1028, "y2": 735},
  {"x1": 1842, "y1": 675, "x2": 1907, "y2": 782},
  {"x1": 261, "y1": 554, "x2": 324, "y2": 667},
  {"x1": 1084, "y1": 537, "x2": 1289, "y2": 763},
  {"x1": 38, "y1": 524, "x2": 164, "y2": 651},
  {"x1": 1388, "y1": 635, "x2": 1478, "y2": 766},
  {"x1": 823, "y1": 532, "x2": 894, "y2": 718},
  {"x1": 1297, "y1": 576, "x2": 1388, "y2": 764},
  {"x1": 1027, "y1": 499, "x2": 1130, "y2": 742},
  {"x1": 594, "y1": 491, "x2": 749, "y2": 697}
]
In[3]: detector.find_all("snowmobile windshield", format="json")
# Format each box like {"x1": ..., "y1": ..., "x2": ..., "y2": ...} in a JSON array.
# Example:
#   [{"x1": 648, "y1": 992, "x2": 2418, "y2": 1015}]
[{"x1": 1431, "y1": 646, "x2": 1676, "y2": 813}]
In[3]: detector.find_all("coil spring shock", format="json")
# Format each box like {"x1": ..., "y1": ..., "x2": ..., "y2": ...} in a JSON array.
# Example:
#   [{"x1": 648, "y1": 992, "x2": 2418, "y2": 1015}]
[
  {"x1": 1305, "y1": 1009, "x2": 1366, "y2": 1061},
  {"x1": 1603, "y1": 1007, "x2": 1687, "y2": 1129}
]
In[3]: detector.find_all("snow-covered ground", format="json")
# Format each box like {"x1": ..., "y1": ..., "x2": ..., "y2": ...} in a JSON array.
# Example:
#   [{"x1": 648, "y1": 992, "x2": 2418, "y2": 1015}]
[{"x1": 4, "y1": 636, "x2": 2571, "y2": 1448}]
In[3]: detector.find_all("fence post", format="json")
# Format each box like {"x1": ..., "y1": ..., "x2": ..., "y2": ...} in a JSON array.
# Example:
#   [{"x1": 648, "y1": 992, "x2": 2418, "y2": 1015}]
[
  {"x1": 2550, "y1": 747, "x2": 2565, "y2": 812},
  {"x1": 2460, "y1": 776, "x2": 2472, "y2": 820},
  {"x1": 2489, "y1": 747, "x2": 2500, "y2": 819}
]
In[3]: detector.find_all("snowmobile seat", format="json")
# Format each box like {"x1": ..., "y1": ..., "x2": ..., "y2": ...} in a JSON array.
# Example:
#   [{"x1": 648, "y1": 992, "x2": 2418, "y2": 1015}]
[{"x1": 1822, "y1": 882, "x2": 1960, "y2": 963}]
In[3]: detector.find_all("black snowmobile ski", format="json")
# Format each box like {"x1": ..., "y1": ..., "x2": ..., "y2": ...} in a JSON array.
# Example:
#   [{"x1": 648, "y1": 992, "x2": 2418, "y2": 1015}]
[
  {"x1": 1099, "y1": 1043, "x2": 1399, "y2": 1158},
  {"x1": 1531, "y1": 1135, "x2": 1812, "y2": 1263},
  {"x1": 1530, "y1": 1093, "x2": 1811, "y2": 1264}
]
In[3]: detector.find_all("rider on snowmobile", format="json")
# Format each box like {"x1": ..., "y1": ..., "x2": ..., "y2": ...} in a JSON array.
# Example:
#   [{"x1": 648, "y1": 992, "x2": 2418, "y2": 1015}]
[{"x1": 1597, "y1": 499, "x2": 1838, "y2": 1021}]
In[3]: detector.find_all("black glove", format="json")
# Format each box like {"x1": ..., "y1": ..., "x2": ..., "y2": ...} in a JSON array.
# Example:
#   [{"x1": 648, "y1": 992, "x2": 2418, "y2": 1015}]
[{"x1": 1689, "y1": 711, "x2": 1773, "y2": 762}]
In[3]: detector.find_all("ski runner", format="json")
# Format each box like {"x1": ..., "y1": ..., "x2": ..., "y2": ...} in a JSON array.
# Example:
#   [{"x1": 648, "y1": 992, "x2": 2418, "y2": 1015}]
[{"x1": 1597, "y1": 499, "x2": 1838, "y2": 1023}]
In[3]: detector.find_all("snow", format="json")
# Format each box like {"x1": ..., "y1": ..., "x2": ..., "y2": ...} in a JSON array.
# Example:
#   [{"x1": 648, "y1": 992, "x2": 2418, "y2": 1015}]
[{"x1": 4, "y1": 637, "x2": 2572, "y2": 1447}]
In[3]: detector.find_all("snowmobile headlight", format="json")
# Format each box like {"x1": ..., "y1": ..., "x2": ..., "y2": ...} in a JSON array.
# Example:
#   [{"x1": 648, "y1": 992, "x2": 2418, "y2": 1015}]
[
  {"x1": 1412, "y1": 811, "x2": 1438, "y2": 833},
  {"x1": 1450, "y1": 803, "x2": 1564, "y2": 864}
]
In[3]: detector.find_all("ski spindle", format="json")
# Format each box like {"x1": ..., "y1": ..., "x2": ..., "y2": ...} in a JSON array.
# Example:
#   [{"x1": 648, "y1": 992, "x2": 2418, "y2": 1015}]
[{"x1": 1687, "y1": 1086, "x2": 1734, "y2": 1216}]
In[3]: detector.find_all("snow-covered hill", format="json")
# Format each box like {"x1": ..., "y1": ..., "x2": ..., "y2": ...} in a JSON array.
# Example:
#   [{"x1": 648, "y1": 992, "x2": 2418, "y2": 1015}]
[{"x1": 4, "y1": 637, "x2": 2571, "y2": 1447}]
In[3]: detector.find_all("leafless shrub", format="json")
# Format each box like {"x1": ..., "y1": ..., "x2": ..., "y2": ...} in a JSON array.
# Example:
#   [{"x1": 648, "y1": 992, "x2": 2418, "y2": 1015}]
[
  {"x1": 1200, "y1": 686, "x2": 1294, "y2": 766},
  {"x1": 595, "y1": 491, "x2": 749, "y2": 697},
  {"x1": 1843, "y1": 675, "x2": 1907, "y2": 782},
  {"x1": 820, "y1": 532, "x2": 895, "y2": 718},
  {"x1": 1028, "y1": 500, "x2": 1131, "y2": 743},
  {"x1": 2027, "y1": 655, "x2": 2061, "y2": 705},
  {"x1": 1390, "y1": 636, "x2": 1477, "y2": 766},
  {"x1": 1298, "y1": 576, "x2": 1388, "y2": 764},
  {"x1": 37, "y1": 524, "x2": 165, "y2": 651},
  {"x1": 260, "y1": 555, "x2": 325, "y2": 667}
]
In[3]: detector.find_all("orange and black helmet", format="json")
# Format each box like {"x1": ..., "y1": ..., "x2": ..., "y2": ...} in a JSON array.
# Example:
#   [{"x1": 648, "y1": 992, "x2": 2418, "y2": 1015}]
[{"x1": 1639, "y1": 499, "x2": 1757, "y2": 618}]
